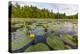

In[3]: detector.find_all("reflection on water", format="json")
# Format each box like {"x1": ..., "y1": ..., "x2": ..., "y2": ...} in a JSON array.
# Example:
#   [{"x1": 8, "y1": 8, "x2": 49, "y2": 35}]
[{"x1": 55, "y1": 22, "x2": 77, "y2": 36}]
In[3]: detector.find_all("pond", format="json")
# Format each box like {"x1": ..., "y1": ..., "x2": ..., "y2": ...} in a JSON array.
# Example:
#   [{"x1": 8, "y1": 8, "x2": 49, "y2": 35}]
[{"x1": 11, "y1": 19, "x2": 78, "y2": 52}]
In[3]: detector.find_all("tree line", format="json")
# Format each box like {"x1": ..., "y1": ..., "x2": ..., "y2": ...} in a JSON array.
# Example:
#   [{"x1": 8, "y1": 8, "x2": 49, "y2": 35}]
[{"x1": 10, "y1": 3, "x2": 78, "y2": 19}]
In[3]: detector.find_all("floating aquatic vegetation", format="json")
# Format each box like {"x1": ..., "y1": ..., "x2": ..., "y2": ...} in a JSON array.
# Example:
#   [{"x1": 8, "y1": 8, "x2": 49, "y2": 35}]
[
  {"x1": 25, "y1": 43, "x2": 50, "y2": 52},
  {"x1": 47, "y1": 36, "x2": 64, "y2": 50}
]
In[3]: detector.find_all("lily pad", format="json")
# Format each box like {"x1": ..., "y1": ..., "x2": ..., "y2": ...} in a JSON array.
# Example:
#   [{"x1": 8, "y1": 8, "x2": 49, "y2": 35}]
[
  {"x1": 25, "y1": 43, "x2": 50, "y2": 52},
  {"x1": 11, "y1": 30, "x2": 33, "y2": 51},
  {"x1": 64, "y1": 45, "x2": 72, "y2": 49},
  {"x1": 47, "y1": 36, "x2": 64, "y2": 50},
  {"x1": 60, "y1": 35, "x2": 76, "y2": 48}
]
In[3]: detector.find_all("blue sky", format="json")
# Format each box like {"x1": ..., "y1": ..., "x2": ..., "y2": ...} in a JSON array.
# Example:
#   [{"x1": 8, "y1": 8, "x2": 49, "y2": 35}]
[{"x1": 12, "y1": 1, "x2": 78, "y2": 16}]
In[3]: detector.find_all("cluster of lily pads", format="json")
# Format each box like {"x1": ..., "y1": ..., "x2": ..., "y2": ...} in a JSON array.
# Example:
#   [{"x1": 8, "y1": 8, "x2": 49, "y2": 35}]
[{"x1": 11, "y1": 19, "x2": 78, "y2": 52}]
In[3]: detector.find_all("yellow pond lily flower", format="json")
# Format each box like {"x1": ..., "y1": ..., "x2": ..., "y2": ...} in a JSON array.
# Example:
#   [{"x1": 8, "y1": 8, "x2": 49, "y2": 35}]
[{"x1": 29, "y1": 33, "x2": 35, "y2": 38}]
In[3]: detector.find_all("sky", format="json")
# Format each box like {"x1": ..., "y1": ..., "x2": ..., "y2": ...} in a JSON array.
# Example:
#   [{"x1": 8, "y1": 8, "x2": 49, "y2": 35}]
[{"x1": 12, "y1": 1, "x2": 78, "y2": 16}]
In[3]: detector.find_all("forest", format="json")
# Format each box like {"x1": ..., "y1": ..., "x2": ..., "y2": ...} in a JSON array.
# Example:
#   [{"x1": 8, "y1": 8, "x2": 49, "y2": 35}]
[{"x1": 11, "y1": 3, "x2": 78, "y2": 19}]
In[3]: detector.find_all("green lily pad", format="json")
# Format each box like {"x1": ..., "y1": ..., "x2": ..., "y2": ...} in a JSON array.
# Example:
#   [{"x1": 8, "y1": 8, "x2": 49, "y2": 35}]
[
  {"x1": 47, "y1": 36, "x2": 64, "y2": 50},
  {"x1": 60, "y1": 35, "x2": 76, "y2": 47},
  {"x1": 64, "y1": 45, "x2": 72, "y2": 49},
  {"x1": 72, "y1": 35, "x2": 78, "y2": 48},
  {"x1": 25, "y1": 43, "x2": 50, "y2": 52},
  {"x1": 11, "y1": 31, "x2": 33, "y2": 51}
]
